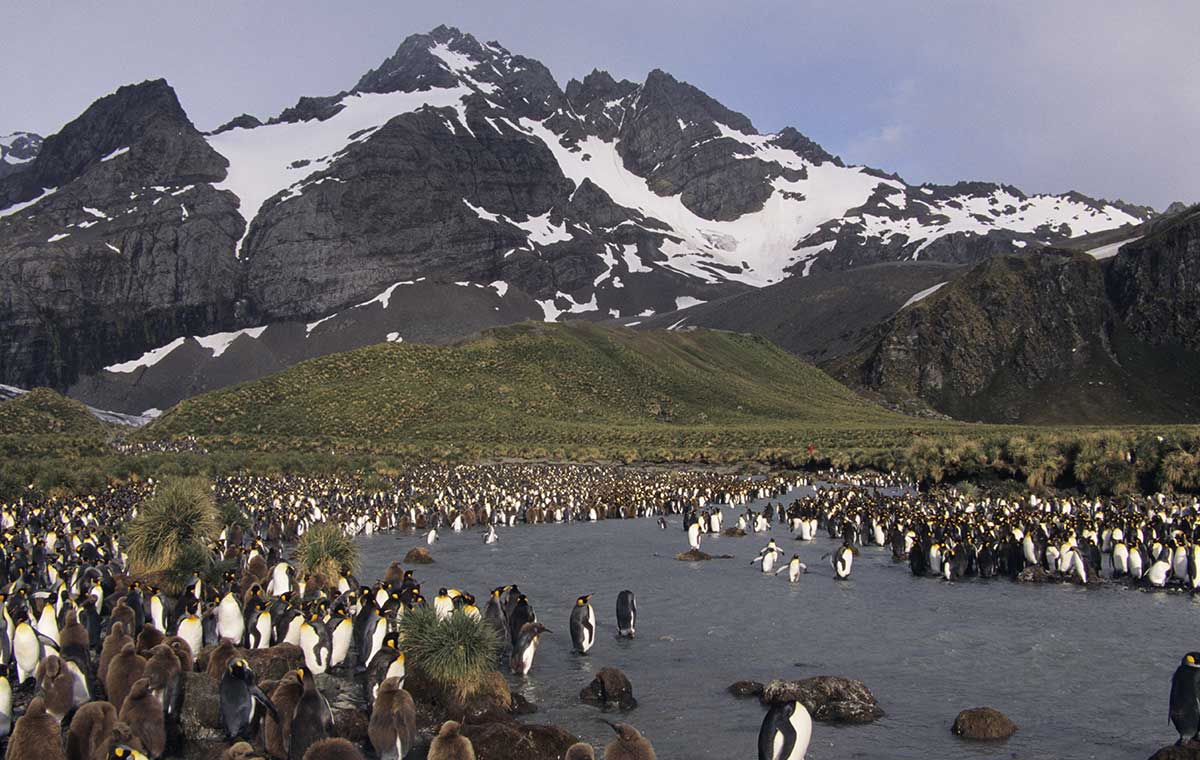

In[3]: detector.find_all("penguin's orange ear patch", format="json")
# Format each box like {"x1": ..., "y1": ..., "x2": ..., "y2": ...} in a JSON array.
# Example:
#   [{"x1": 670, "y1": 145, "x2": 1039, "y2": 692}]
[{"x1": 1188, "y1": 655, "x2": 1196, "y2": 664}]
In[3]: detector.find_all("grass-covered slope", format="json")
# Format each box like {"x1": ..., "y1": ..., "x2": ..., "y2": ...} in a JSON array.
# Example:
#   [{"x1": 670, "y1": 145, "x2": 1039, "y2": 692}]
[
  {"x1": 0, "y1": 387, "x2": 112, "y2": 437},
  {"x1": 144, "y1": 322, "x2": 935, "y2": 455}
]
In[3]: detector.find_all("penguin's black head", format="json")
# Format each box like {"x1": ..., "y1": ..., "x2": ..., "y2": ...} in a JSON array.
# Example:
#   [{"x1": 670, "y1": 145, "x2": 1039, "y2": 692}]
[
  {"x1": 576, "y1": 594, "x2": 592, "y2": 606},
  {"x1": 1184, "y1": 652, "x2": 1200, "y2": 668}
]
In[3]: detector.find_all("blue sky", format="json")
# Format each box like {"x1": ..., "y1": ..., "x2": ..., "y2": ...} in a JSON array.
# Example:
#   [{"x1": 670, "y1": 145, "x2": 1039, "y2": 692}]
[{"x1": 5, "y1": 1, "x2": 1197, "y2": 208}]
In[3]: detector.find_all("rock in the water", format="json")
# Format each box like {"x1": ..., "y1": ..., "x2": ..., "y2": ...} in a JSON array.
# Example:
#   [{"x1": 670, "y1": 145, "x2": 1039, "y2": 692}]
[
  {"x1": 722, "y1": 528, "x2": 747, "y2": 537},
  {"x1": 459, "y1": 721, "x2": 579, "y2": 760},
  {"x1": 1148, "y1": 743, "x2": 1200, "y2": 760},
  {"x1": 952, "y1": 707, "x2": 1017, "y2": 740},
  {"x1": 580, "y1": 667, "x2": 638, "y2": 711},
  {"x1": 761, "y1": 676, "x2": 883, "y2": 724},
  {"x1": 728, "y1": 681, "x2": 765, "y2": 698},
  {"x1": 405, "y1": 547, "x2": 435, "y2": 564},
  {"x1": 675, "y1": 549, "x2": 713, "y2": 561}
]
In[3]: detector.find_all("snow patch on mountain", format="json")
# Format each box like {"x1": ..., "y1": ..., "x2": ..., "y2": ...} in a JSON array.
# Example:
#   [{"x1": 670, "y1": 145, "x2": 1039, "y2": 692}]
[
  {"x1": 195, "y1": 326, "x2": 268, "y2": 358},
  {"x1": 1087, "y1": 236, "x2": 1141, "y2": 260},
  {"x1": 901, "y1": 281, "x2": 948, "y2": 309},
  {"x1": 106, "y1": 337, "x2": 187, "y2": 373},
  {"x1": 207, "y1": 85, "x2": 470, "y2": 257}
]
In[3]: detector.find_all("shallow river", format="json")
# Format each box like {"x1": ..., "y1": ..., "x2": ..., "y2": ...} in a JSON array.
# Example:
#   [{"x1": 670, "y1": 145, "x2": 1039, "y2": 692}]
[{"x1": 356, "y1": 485, "x2": 1193, "y2": 759}]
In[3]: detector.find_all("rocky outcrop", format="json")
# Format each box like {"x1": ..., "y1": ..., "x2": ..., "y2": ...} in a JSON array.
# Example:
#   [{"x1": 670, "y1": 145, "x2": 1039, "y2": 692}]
[
  {"x1": 728, "y1": 681, "x2": 765, "y2": 698},
  {"x1": 1109, "y1": 205, "x2": 1200, "y2": 351},
  {"x1": 459, "y1": 721, "x2": 580, "y2": 760},
  {"x1": 404, "y1": 547, "x2": 434, "y2": 564},
  {"x1": 834, "y1": 236, "x2": 1200, "y2": 424},
  {"x1": 1148, "y1": 743, "x2": 1200, "y2": 760},
  {"x1": 761, "y1": 676, "x2": 883, "y2": 724},
  {"x1": 952, "y1": 707, "x2": 1017, "y2": 740},
  {"x1": 0, "y1": 132, "x2": 41, "y2": 180},
  {"x1": 579, "y1": 667, "x2": 638, "y2": 711}
]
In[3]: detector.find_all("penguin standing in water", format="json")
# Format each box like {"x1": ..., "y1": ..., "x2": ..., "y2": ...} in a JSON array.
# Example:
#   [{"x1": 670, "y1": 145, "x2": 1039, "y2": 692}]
[
  {"x1": 616, "y1": 590, "x2": 637, "y2": 639},
  {"x1": 686, "y1": 515, "x2": 702, "y2": 552},
  {"x1": 510, "y1": 622, "x2": 550, "y2": 676},
  {"x1": 776, "y1": 555, "x2": 807, "y2": 583},
  {"x1": 758, "y1": 699, "x2": 812, "y2": 760},
  {"x1": 570, "y1": 595, "x2": 596, "y2": 654},
  {"x1": 482, "y1": 587, "x2": 507, "y2": 640},
  {"x1": 831, "y1": 542, "x2": 855, "y2": 580},
  {"x1": 507, "y1": 595, "x2": 536, "y2": 650},
  {"x1": 220, "y1": 658, "x2": 278, "y2": 741},
  {"x1": 752, "y1": 540, "x2": 785, "y2": 574},
  {"x1": 1170, "y1": 652, "x2": 1200, "y2": 745}
]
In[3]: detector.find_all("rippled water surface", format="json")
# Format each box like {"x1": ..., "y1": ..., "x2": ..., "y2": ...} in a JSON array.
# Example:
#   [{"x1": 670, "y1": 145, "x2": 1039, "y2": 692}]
[{"x1": 356, "y1": 486, "x2": 1193, "y2": 759}]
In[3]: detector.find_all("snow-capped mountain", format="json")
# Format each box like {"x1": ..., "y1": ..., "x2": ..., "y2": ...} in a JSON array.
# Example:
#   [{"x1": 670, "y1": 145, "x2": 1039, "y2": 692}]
[
  {"x1": 0, "y1": 132, "x2": 42, "y2": 180},
  {"x1": 0, "y1": 25, "x2": 1154, "y2": 403}
]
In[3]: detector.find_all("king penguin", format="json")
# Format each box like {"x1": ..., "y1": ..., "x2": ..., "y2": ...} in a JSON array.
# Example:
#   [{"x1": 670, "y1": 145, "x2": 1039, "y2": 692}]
[
  {"x1": 510, "y1": 622, "x2": 550, "y2": 676},
  {"x1": 569, "y1": 594, "x2": 596, "y2": 654},
  {"x1": 758, "y1": 699, "x2": 812, "y2": 760},
  {"x1": 220, "y1": 657, "x2": 278, "y2": 741},
  {"x1": 615, "y1": 590, "x2": 637, "y2": 639},
  {"x1": 1170, "y1": 651, "x2": 1200, "y2": 745}
]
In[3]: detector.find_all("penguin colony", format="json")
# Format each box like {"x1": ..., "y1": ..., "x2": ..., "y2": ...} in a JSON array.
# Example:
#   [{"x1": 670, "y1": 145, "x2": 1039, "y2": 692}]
[
  {"x1": 1, "y1": 461, "x2": 1197, "y2": 757},
  {"x1": 763, "y1": 485, "x2": 1200, "y2": 588},
  {"x1": 0, "y1": 464, "x2": 803, "y2": 759}
]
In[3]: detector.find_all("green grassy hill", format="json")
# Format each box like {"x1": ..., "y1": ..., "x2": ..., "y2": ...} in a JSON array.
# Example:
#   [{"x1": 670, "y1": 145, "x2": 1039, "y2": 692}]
[
  {"x1": 0, "y1": 387, "x2": 112, "y2": 437},
  {"x1": 143, "y1": 322, "x2": 941, "y2": 457}
]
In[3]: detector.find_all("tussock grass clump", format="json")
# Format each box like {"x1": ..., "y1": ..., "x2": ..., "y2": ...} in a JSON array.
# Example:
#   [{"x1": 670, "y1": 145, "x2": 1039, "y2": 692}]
[
  {"x1": 399, "y1": 607, "x2": 500, "y2": 700},
  {"x1": 125, "y1": 476, "x2": 218, "y2": 574},
  {"x1": 295, "y1": 523, "x2": 359, "y2": 581}
]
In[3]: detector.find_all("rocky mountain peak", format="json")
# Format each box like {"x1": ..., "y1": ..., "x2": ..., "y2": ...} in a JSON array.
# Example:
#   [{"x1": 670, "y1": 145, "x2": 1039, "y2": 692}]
[
  {"x1": 0, "y1": 78, "x2": 222, "y2": 208},
  {"x1": 0, "y1": 131, "x2": 42, "y2": 181}
]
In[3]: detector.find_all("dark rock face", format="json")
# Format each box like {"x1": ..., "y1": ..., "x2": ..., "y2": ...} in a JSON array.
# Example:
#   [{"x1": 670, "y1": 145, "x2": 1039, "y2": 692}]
[
  {"x1": 0, "y1": 79, "x2": 241, "y2": 390},
  {"x1": 579, "y1": 667, "x2": 637, "y2": 711},
  {"x1": 761, "y1": 676, "x2": 883, "y2": 724},
  {"x1": 952, "y1": 707, "x2": 1017, "y2": 740},
  {"x1": 0, "y1": 132, "x2": 42, "y2": 180},
  {"x1": 1109, "y1": 206, "x2": 1200, "y2": 351},
  {"x1": 834, "y1": 215, "x2": 1200, "y2": 423}
]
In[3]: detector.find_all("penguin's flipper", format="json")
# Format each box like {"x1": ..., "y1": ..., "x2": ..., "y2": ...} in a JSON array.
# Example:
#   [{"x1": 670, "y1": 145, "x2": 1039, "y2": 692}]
[
  {"x1": 34, "y1": 633, "x2": 60, "y2": 652},
  {"x1": 250, "y1": 685, "x2": 279, "y2": 721}
]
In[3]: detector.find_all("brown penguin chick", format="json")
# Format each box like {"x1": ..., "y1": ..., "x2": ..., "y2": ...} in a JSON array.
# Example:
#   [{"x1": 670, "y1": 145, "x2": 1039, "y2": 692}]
[
  {"x1": 368, "y1": 677, "x2": 416, "y2": 760},
  {"x1": 263, "y1": 672, "x2": 303, "y2": 760},
  {"x1": 105, "y1": 643, "x2": 147, "y2": 714},
  {"x1": 565, "y1": 743, "x2": 597, "y2": 760},
  {"x1": 205, "y1": 639, "x2": 241, "y2": 680},
  {"x1": 245, "y1": 554, "x2": 269, "y2": 584},
  {"x1": 143, "y1": 644, "x2": 182, "y2": 721},
  {"x1": 163, "y1": 636, "x2": 194, "y2": 673},
  {"x1": 300, "y1": 738, "x2": 364, "y2": 760},
  {"x1": 99, "y1": 622, "x2": 133, "y2": 684},
  {"x1": 428, "y1": 720, "x2": 475, "y2": 760},
  {"x1": 109, "y1": 598, "x2": 136, "y2": 636},
  {"x1": 223, "y1": 742, "x2": 263, "y2": 760},
  {"x1": 67, "y1": 701, "x2": 117, "y2": 760},
  {"x1": 603, "y1": 721, "x2": 656, "y2": 760},
  {"x1": 135, "y1": 624, "x2": 164, "y2": 654},
  {"x1": 36, "y1": 653, "x2": 78, "y2": 722},
  {"x1": 7, "y1": 697, "x2": 67, "y2": 760},
  {"x1": 118, "y1": 678, "x2": 165, "y2": 759},
  {"x1": 97, "y1": 721, "x2": 147, "y2": 758},
  {"x1": 59, "y1": 609, "x2": 91, "y2": 662},
  {"x1": 382, "y1": 561, "x2": 404, "y2": 585}
]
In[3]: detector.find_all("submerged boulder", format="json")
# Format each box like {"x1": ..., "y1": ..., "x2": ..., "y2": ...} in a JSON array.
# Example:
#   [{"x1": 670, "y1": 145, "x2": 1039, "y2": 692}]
[
  {"x1": 405, "y1": 547, "x2": 435, "y2": 564},
  {"x1": 952, "y1": 707, "x2": 1017, "y2": 740},
  {"x1": 580, "y1": 667, "x2": 638, "y2": 711},
  {"x1": 728, "y1": 681, "x2": 765, "y2": 698},
  {"x1": 761, "y1": 676, "x2": 883, "y2": 724},
  {"x1": 1149, "y1": 745, "x2": 1200, "y2": 760},
  {"x1": 1017, "y1": 566, "x2": 1056, "y2": 584}
]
